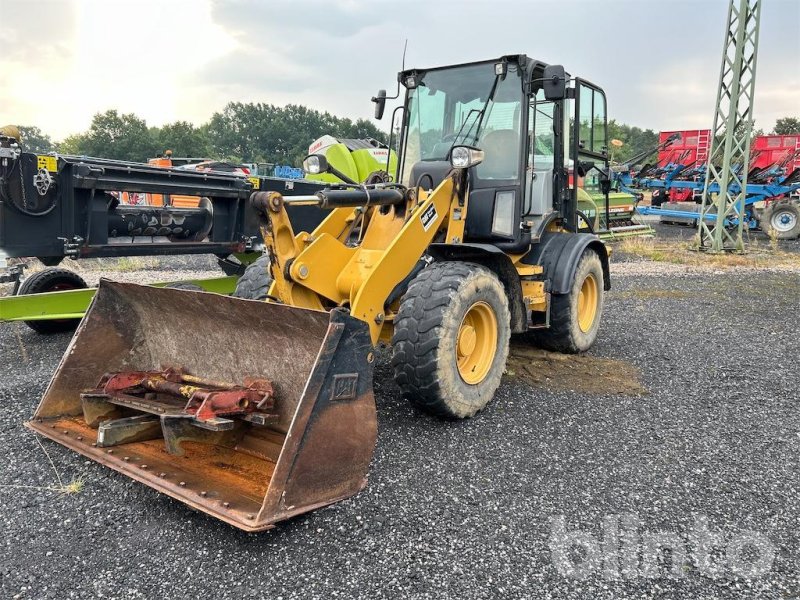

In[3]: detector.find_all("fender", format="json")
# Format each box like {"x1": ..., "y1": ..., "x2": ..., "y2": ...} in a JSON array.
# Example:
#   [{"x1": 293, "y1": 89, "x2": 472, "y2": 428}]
[
  {"x1": 427, "y1": 243, "x2": 528, "y2": 334},
  {"x1": 523, "y1": 232, "x2": 610, "y2": 295}
]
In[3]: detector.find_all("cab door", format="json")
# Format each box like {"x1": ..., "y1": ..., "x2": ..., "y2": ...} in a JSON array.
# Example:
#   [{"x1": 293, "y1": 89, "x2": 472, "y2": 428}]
[{"x1": 568, "y1": 79, "x2": 609, "y2": 232}]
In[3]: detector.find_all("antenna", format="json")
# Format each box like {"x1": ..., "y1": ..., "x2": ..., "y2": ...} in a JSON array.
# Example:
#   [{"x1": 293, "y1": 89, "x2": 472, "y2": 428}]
[{"x1": 378, "y1": 40, "x2": 410, "y2": 181}]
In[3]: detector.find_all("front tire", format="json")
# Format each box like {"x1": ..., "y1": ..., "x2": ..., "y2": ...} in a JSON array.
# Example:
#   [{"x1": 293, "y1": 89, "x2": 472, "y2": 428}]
[
  {"x1": 529, "y1": 249, "x2": 604, "y2": 353},
  {"x1": 391, "y1": 262, "x2": 511, "y2": 419}
]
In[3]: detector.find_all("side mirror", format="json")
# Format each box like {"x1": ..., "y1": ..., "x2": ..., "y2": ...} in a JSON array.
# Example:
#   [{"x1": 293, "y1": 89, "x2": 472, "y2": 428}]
[
  {"x1": 599, "y1": 168, "x2": 612, "y2": 195},
  {"x1": 372, "y1": 89, "x2": 387, "y2": 120},
  {"x1": 542, "y1": 65, "x2": 566, "y2": 101}
]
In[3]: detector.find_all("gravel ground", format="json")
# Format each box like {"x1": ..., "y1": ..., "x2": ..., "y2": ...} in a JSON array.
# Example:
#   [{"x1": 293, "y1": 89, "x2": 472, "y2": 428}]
[{"x1": 1, "y1": 262, "x2": 799, "y2": 599}]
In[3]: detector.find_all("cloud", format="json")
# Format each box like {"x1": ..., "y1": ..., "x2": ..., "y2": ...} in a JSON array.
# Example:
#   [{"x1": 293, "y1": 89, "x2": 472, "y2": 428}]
[{"x1": 1, "y1": 0, "x2": 797, "y2": 139}]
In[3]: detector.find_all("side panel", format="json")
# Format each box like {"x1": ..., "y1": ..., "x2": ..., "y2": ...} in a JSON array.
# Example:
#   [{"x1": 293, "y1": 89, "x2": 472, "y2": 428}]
[{"x1": 523, "y1": 232, "x2": 610, "y2": 294}]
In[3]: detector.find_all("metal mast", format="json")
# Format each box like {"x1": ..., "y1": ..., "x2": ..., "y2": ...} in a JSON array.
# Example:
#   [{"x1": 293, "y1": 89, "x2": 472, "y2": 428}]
[{"x1": 697, "y1": 0, "x2": 761, "y2": 252}]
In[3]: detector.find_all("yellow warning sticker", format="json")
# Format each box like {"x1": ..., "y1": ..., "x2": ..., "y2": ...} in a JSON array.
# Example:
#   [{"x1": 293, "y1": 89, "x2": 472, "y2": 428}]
[
  {"x1": 248, "y1": 176, "x2": 260, "y2": 190},
  {"x1": 37, "y1": 155, "x2": 58, "y2": 172}
]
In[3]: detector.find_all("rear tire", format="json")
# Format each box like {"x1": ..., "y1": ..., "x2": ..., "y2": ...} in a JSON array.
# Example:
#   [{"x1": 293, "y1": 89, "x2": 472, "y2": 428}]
[
  {"x1": 391, "y1": 262, "x2": 511, "y2": 419},
  {"x1": 17, "y1": 268, "x2": 88, "y2": 334},
  {"x1": 761, "y1": 199, "x2": 800, "y2": 240},
  {"x1": 232, "y1": 254, "x2": 273, "y2": 300},
  {"x1": 528, "y1": 249, "x2": 604, "y2": 353}
]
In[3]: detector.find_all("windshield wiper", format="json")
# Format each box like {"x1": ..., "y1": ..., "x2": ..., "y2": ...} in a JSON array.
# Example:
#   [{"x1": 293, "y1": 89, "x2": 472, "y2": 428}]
[
  {"x1": 448, "y1": 74, "x2": 502, "y2": 154},
  {"x1": 452, "y1": 108, "x2": 483, "y2": 147}
]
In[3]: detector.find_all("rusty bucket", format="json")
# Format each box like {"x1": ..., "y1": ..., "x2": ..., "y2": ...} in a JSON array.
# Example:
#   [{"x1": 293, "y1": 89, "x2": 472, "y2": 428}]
[{"x1": 27, "y1": 280, "x2": 377, "y2": 531}]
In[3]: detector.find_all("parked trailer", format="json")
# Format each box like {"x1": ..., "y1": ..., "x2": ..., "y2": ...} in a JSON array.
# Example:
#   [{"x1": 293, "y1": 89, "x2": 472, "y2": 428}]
[
  {"x1": 0, "y1": 136, "x2": 328, "y2": 330},
  {"x1": 631, "y1": 174, "x2": 800, "y2": 238}
]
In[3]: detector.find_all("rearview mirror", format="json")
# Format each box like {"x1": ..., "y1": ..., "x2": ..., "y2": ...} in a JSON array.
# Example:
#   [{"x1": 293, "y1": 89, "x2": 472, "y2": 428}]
[
  {"x1": 576, "y1": 160, "x2": 594, "y2": 177},
  {"x1": 542, "y1": 65, "x2": 566, "y2": 101},
  {"x1": 599, "y1": 168, "x2": 612, "y2": 195},
  {"x1": 372, "y1": 89, "x2": 387, "y2": 120}
]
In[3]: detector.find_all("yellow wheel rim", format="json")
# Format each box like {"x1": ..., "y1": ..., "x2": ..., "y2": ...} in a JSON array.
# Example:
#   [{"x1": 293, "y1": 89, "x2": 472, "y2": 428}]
[
  {"x1": 577, "y1": 273, "x2": 599, "y2": 333},
  {"x1": 456, "y1": 301, "x2": 498, "y2": 384}
]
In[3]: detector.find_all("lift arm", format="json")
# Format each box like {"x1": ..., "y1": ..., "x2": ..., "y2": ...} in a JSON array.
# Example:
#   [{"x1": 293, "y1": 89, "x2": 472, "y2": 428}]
[{"x1": 251, "y1": 174, "x2": 461, "y2": 344}]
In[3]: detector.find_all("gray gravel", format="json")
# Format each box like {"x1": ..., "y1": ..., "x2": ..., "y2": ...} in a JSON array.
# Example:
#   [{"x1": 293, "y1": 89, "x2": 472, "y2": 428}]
[{"x1": 1, "y1": 266, "x2": 799, "y2": 599}]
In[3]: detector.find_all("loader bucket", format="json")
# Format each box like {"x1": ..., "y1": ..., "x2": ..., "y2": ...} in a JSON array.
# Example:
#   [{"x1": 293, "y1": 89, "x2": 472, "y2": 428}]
[{"x1": 27, "y1": 280, "x2": 377, "y2": 531}]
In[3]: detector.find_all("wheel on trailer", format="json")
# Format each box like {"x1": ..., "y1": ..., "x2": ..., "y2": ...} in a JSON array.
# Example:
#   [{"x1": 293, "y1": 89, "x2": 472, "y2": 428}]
[
  {"x1": 528, "y1": 249, "x2": 604, "y2": 353},
  {"x1": 760, "y1": 200, "x2": 800, "y2": 240},
  {"x1": 231, "y1": 254, "x2": 273, "y2": 300},
  {"x1": 16, "y1": 268, "x2": 88, "y2": 334},
  {"x1": 391, "y1": 262, "x2": 511, "y2": 419}
]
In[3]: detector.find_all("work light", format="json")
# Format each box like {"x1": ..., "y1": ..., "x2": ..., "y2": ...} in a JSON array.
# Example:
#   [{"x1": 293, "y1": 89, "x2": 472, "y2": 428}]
[
  {"x1": 303, "y1": 154, "x2": 327, "y2": 175},
  {"x1": 450, "y1": 146, "x2": 485, "y2": 169}
]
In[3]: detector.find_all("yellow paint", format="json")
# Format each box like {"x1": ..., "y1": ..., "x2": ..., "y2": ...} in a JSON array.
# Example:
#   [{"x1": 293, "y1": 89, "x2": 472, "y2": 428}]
[
  {"x1": 521, "y1": 280, "x2": 547, "y2": 312},
  {"x1": 290, "y1": 233, "x2": 355, "y2": 302},
  {"x1": 456, "y1": 301, "x2": 498, "y2": 384},
  {"x1": 378, "y1": 323, "x2": 395, "y2": 345},
  {"x1": 248, "y1": 177, "x2": 261, "y2": 190},
  {"x1": 350, "y1": 178, "x2": 456, "y2": 343},
  {"x1": 513, "y1": 262, "x2": 544, "y2": 277},
  {"x1": 259, "y1": 193, "x2": 324, "y2": 310},
  {"x1": 37, "y1": 155, "x2": 57, "y2": 172},
  {"x1": 577, "y1": 272, "x2": 599, "y2": 332},
  {"x1": 260, "y1": 175, "x2": 469, "y2": 344}
]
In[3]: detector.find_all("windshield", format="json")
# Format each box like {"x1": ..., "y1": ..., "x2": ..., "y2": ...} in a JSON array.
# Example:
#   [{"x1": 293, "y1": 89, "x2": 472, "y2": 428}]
[{"x1": 400, "y1": 62, "x2": 523, "y2": 184}]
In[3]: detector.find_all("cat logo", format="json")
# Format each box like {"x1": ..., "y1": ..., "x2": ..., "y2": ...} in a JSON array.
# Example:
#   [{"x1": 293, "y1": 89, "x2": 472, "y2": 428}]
[{"x1": 331, "y1": 373, "x2": 359, "y2": 401}]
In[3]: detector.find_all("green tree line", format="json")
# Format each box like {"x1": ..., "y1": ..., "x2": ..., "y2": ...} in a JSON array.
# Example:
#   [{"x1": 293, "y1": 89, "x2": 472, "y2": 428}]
[
  {"x1": 20, "y1": 103, "x2": 388, "y2": 166},
  {"x1": 14, "y1": 109, "x2": 800, "y2": 167}
]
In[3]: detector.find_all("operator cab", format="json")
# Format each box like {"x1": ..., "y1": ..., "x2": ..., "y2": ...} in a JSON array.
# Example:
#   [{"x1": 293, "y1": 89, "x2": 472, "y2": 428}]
[{"x1": 391, "y1": 55, "x2": 610, "y2": 249}]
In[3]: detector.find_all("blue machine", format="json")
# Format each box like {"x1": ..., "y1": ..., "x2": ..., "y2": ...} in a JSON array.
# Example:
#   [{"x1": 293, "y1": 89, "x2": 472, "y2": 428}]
[{"x1": 613, "y1": 153, "x2": 800, "y2": 237}]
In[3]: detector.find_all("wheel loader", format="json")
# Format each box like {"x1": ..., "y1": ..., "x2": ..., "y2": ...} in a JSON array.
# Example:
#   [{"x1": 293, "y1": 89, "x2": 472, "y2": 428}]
[{"x1": 28, "y1": 55, "x2": 611, "y2": 531}]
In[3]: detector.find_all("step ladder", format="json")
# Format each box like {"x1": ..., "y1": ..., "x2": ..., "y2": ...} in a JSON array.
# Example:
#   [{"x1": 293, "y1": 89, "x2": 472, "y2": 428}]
[{"x1": 696, "y1": 129, "x2": 711, "y2": 163}]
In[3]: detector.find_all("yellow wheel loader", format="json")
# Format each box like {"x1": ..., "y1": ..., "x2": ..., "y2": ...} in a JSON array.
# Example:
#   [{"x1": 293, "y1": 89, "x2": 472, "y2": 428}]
[{"x1": 28, "y1": 55, "x2": 611, "y2": 531}]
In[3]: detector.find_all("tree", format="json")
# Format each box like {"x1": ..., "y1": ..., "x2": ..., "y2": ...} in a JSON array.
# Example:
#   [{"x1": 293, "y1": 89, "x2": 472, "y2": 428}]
[
  {"x1": 607, "y1": 119, "x2": 660, "y2": 164},
  {"x1": 77, "y1": 110, "x2": 159, "y2": 162},
  {"x1": 772, "y1": 117, "x2": 800, "y2": 135},
  {"x1": 155, "y1": 121, "x2": 211, "y2": 158},
  {"x1": 17, "y1": 126, "x2": 55, "y2": 153},
  {"x1": 206, "y1": 102, "x2": 388, "y2": 166},
  {"x1": 57, "y1": 133, "x2": 87, "y2": 155}
]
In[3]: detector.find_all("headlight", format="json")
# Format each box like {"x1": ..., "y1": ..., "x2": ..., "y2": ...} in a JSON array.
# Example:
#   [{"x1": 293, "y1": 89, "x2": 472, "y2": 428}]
[
  {"x1": 450, "y1": 146, "x2": 484, "y2": 169},
  {"x1": 303, "y1": 155, "x2": 321, "y2": 174},
  {"x1": 302, "y1": 154, "x2": 328, "y2": 175}
]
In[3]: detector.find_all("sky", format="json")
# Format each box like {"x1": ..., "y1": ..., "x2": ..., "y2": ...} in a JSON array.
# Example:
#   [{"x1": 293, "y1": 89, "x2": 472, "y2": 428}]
[{"x1": 1, "y1": 0, "x2": 798, "y2": 141}]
